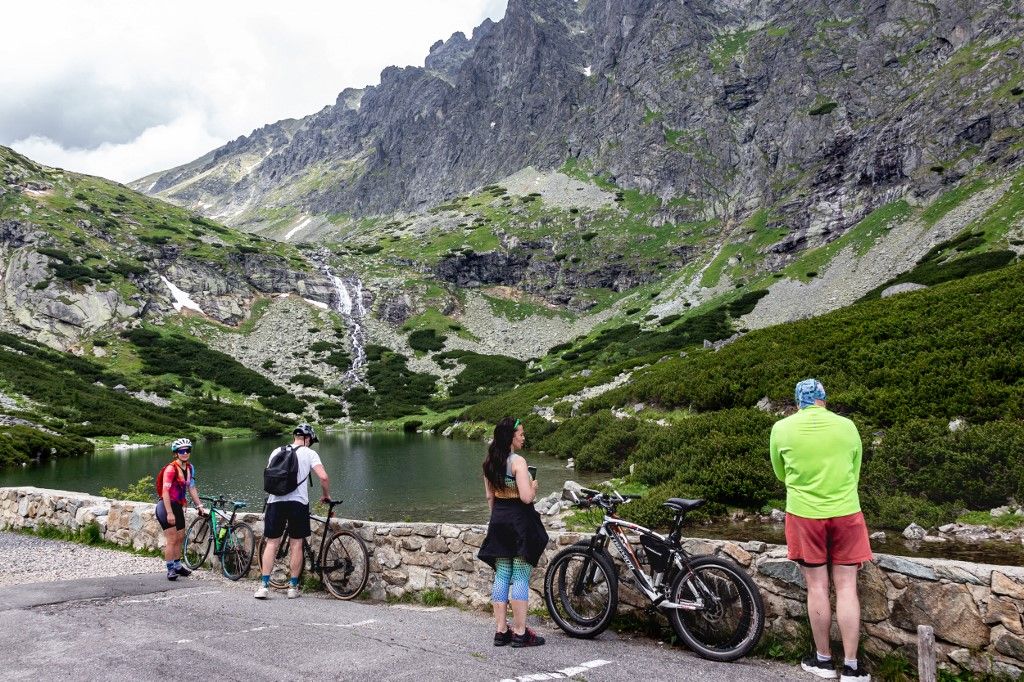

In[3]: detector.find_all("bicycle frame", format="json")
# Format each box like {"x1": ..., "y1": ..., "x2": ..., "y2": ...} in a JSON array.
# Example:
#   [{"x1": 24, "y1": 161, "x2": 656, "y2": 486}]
[
  {"x1": 264, "y1": 499, "x2": 339, "y2": 571},
  {"x1": 201, "y1": 497, "x2": 242, "y2": 554},
  {"x1": 305, "y1": 505, "x2": 337, "y2": 570},
  {"x1": 590, "y1": 513, "x2": 707, "y2": 611}
]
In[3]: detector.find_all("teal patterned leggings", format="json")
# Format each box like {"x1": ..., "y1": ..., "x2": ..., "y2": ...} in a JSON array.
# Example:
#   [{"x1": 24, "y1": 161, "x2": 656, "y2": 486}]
[{"x1": 492, "y1": 556, "x2": 531, "y2": 602}]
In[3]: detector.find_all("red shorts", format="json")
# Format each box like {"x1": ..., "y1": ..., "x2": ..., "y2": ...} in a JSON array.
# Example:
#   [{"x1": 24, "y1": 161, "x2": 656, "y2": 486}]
[{"x1": 785, "y1": 511, "x2": 873, "y2": 566}]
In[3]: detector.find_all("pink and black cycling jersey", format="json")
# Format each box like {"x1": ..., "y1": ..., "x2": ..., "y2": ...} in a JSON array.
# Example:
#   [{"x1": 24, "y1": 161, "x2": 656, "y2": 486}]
[{"x1": 160, "y1": 462, "x2": 195, "y2": 506}]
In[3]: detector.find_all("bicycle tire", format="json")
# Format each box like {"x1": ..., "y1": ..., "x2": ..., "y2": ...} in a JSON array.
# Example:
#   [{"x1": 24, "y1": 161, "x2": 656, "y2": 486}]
[
  {"x1": 543, "y1": 543, "x2": 618, "y2": 638},
  {"x1": 182, "y1": 517, "x2": 212, "y2": 570},
  {"x1": 666, "y1": 555, "x2": 765, "y2": 662},
  {"x1": 320, "y1": 530, "x2": 369, "y2": 600},
  {"x1": 221, "y1": 522, "x2": 256, "y2": 581}
]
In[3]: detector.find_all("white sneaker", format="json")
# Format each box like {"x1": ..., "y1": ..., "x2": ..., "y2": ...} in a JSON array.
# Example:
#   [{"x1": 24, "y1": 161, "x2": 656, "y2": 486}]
[
  {"x1": 287, "y1": 585, "x2": 300, "y2": 599},
  {"x1": 254, "y1": 585, "x2": 270, "y2": 599}
]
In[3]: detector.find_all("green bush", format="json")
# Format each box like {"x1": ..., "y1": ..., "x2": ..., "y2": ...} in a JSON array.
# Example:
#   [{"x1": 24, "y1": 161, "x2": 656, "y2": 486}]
[
  {"x1": 408, "y1": 329, "x2": 446, "y2": 352},
  {"x1": 864, "y1": 419, "x2": 1024, "y2": 510},
  {"x1": 861, "y1": 236, "x2": 1017, "y2": 300},
  {"x1": 100, "y1": 476, "x2": 155, "y2": 502},
  {"x1": 345, "y1": 349, "x2": 439, "y2": 421},
  {"x1": 259, "y1": 395, "x2": 307, "y2": 414},
  {"x1": 727, "y1": 289, "x2": 769, "y2": 317},
  {"x1": 309, "y1": 341, "x2": 335, "y2": 353},
  {"x1": 315, "y1": 402, "x2": 346, "y2": 419},
  {"x1": 290, "y1": 373, "x2": 323, "y2": 388},
  {"x1": 124, "y1": 328, "x2": 290, "y2": 398},
  {"x1": 0, "y1": 426, "x2": 94, "y2": 468},
  {"x1": 432, "y1": 351, "x2": 527, "y2": 410}
]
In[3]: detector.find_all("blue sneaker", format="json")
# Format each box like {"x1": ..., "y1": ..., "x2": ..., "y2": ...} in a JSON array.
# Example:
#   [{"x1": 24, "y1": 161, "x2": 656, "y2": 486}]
[{"x1": 166, "y1": 567, "x2": 178, "y2": 581}]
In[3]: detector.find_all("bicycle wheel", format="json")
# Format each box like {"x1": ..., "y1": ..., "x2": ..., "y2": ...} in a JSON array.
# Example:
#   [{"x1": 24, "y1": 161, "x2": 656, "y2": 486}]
[
  {"x1": 221, "y1": 522, "x2": 256, "y2": 581},
  {"x1": 320, "y1": 530, "x2": 369, "y2": 600},
  {"x1": 543, "y1": 543, "x2": 618, "y2": 638},
  {"x1": 182, "y1": 517, "x2": 212, "y2": 570},
  {"x1": 667, "y1": 555, "x2": 765, "y2": 662},
  {"x1": 258, "y1": 532, "x2": 310, "y2": 588}
]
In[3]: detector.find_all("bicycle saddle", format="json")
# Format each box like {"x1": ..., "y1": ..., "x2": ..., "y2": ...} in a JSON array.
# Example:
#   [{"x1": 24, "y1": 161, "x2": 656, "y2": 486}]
[{"x1": 663, "y1": 498, "x2": 706, "y2": 512}]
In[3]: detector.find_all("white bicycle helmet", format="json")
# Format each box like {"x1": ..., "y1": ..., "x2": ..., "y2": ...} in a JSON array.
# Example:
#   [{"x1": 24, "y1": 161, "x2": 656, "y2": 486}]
[{"x1": 171, "y1": 437, "x2": 193, "y2": 452}]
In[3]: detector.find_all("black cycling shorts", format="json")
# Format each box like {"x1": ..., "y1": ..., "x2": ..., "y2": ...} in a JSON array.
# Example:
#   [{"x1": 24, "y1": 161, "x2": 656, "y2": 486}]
[
  {"x1": 263, "y1": 501, "x2": 311, "y2": 540},
  {"x1": 156, "y1": 500, "x2": 185, "y2": 531}
]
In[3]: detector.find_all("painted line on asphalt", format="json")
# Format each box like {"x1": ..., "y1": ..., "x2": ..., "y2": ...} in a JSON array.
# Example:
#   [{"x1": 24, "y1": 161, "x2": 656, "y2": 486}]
[
  {"x1": 499, "y1": 658, "x2": 612, "y2": 681},
  {"x1": 177, "y1": 624, "x2": 281, "y2": 644},
  {"x1": 176, "y1": 620, "x2": 375, "y2": 644},
  {"x1": 390, "y1": 604, "x2": 447, "y2": 612},
  {"x1": 122, "y1": 590, "x2": 221, "y2": 604},
  {"x1": 304, "y1": 619, "x2": 377, "y2": 629}
]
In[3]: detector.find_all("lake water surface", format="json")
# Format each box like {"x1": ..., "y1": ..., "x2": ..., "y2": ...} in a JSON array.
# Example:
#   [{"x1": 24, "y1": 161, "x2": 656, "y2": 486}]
[{"x1": 0, "y1": 432, "x2": 602, "y2": 524}]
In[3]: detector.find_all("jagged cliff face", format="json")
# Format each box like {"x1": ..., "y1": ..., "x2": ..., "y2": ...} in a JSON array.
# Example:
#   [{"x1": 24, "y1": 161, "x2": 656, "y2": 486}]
[{"x1": 134, "y1": 0, "x2": 1023, "y2": 244}]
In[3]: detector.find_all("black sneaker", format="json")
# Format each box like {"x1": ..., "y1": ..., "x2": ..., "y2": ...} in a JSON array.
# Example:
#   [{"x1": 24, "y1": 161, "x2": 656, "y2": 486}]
[
  {"x1": 174, "y1": 565, "x2": 192, "y2": 577},
  {"x1": 800, "y1": 654, "x2": 837, "y2": 679},
  {"x1": 840, "y1": 664, "x2": 870, "y2": 682},
  {"x1": 166, "y1": 568, "x2": 178, "y2": 581},
  {"x1": 511, "y1": 628, "x2": 546, "y2": 648},
  {"x1": 493, "y1": 629, "x2": 512, "y2": 647}
]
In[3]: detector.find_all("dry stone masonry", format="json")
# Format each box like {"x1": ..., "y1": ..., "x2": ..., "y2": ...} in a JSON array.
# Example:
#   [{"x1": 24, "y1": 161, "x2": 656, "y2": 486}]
[{"x1": 3, "y1": 486, "x2": 1024, "y2": 677}]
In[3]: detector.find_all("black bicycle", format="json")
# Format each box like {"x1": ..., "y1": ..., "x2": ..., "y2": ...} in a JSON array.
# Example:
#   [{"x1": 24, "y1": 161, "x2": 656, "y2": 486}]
[
  {"x1": 257, "y1": 498, "x2": 369, "y2": 600},
  {"x1": 544, "y1": 487, "x2": 764, "y2": 662},
  {"x1": 182, "y1": 495, "x2": 255, "y2": 581}
]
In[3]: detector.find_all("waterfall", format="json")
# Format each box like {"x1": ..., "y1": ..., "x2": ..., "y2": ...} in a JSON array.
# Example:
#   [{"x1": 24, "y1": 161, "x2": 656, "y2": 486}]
[{"x1": 326, "y1": 269, "x2": 367, "y2": 381}]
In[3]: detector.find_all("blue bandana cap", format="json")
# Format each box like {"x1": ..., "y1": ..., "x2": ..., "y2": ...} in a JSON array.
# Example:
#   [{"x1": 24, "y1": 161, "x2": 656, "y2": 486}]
[{"x1": 795, "y1": 378, "x2": 826, "y2": 408}]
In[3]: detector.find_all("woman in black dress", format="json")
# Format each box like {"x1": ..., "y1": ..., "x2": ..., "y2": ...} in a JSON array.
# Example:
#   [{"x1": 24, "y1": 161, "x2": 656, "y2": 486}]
[{"x1": 477, "y1": 417, "x2": 549, "y2": 647}]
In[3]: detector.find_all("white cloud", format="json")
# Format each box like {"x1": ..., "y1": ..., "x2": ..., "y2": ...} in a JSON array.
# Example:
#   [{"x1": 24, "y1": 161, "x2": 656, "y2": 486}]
[{"x1": 0, "y1": 1, "x2": 507, "y2": 182}]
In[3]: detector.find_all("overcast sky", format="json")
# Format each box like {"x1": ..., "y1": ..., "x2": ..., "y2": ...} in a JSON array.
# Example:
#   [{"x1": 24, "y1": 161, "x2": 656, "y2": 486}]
[{"x1": 1, "y1": 1, "x2": 507, "y2": 183}]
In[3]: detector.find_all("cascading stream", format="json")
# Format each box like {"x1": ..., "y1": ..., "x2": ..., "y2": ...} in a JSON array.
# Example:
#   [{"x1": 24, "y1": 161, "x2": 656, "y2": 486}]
[{"x1": 326, "y1": 267, "x2": 367, "y2": 381}]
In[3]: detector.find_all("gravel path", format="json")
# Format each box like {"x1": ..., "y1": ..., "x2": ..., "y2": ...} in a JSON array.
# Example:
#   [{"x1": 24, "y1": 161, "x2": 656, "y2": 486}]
[{"x1": 0, "y1": 531, "x2": 168, "y2": 587}]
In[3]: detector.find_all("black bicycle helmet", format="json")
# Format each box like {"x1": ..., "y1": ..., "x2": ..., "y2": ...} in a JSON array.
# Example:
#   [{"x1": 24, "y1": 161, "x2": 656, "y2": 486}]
[{"x1": 294, "y1": 423, "x2": 319, "y2": 444}]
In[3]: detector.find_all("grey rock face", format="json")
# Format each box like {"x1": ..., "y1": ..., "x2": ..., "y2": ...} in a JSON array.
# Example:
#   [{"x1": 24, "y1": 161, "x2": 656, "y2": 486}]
[{"x1": 135, "y1": 0, "x2": 1024, "y2": 268}]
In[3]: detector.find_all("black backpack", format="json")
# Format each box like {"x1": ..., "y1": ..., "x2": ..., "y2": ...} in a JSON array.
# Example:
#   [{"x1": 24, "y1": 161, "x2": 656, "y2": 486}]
[{"x1": 263, "y1": 445, "x2": 300, "y2": 496}]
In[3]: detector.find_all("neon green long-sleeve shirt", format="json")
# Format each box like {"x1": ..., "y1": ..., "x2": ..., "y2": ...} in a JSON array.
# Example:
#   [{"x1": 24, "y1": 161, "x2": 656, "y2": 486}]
[{"x1": 769, "y1": 405, "x2": 863, "y2": 519}]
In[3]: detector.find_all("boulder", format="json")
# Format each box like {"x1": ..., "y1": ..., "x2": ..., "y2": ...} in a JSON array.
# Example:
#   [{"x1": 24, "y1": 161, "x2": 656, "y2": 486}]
[
  {"x1": 992, "y1": 572, "x2": 1024, "y2": 600},
  {"x1": 891, "y1": 582, "x2": 989, "y2": 649},
  {"x1": 902, "y1": 523, "x2": 927, "y2": 540}
]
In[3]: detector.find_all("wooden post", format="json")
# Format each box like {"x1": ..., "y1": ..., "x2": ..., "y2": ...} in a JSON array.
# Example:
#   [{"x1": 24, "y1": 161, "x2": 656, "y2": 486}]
[{"x1": 918, "y1": 624, "x2": 937, "y2": 682}]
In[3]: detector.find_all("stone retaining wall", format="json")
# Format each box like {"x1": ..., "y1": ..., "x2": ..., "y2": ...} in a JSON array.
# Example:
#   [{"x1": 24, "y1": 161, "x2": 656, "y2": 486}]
[{"x1": 4, "y1": 486, "x2": 1024, "y2": 676}]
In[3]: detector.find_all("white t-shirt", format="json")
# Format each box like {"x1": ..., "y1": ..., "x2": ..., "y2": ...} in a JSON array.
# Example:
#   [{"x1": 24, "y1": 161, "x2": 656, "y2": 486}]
[{"x1": 267, "y1": 445, "x2": 322, "y2": 505}]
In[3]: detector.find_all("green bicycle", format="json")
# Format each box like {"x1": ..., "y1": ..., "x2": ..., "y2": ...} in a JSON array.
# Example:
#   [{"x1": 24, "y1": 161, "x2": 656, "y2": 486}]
[{"x1": 182, "y1": 495, "x2": 256, "y2": 580}]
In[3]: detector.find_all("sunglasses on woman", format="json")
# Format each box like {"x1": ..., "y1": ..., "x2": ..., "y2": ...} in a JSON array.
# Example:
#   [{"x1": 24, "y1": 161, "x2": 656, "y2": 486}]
[{"x1": 176, "y1": 448, "x2": 192, "y2": 454}]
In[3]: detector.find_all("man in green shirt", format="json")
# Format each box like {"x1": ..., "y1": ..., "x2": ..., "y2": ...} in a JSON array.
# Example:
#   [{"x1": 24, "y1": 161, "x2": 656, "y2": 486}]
[{"x1": 770, "y1": 379, "x2": 871, "y2": 682}]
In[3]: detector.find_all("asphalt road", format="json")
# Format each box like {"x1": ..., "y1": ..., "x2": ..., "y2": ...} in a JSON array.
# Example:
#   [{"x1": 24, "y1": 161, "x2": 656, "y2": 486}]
[{"x1": 0, "y1": 573, "x2": 803, "y2": 681}]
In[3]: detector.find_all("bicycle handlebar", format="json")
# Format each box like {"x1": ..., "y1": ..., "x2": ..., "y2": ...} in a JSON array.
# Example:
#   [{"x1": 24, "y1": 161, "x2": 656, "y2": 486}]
[
  {"x1": 199, "y1": 495, "x2": 247, "y2": 509},
  {"x1": 567, "y1": 488, "x2": 640, "y2": 509}
]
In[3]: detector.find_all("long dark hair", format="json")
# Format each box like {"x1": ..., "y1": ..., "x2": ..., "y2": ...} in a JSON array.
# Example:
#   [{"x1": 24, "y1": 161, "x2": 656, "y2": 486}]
[{"x1": 483, "y1": 416, "x2": 517, "y2": 489}]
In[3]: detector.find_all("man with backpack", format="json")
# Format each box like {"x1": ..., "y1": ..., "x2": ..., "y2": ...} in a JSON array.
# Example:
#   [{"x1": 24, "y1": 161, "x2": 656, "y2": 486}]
[
  {"x1": 255, "y1": 424, "x2": 330, "y2": 600},
  {"x1": 156, "y1": 438, "x2": 206, "y2": 580}
]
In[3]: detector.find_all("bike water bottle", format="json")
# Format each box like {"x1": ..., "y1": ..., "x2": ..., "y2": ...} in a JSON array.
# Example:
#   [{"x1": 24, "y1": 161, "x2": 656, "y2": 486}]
[{"x1": 218, "y1": 527, "x2": 227, "y2": 542}]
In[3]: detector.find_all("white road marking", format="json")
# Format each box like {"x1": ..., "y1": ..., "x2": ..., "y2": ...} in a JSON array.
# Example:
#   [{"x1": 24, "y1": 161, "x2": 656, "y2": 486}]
[
  {"x1": 122, "y1": 590, "x2": 221, "y2": 604},
  {"x1": 499, "y1": 659, "x2": 612, "y2": 682},
  {"x1": 304, "y1": 619, "x2": 377, "y2": 629},
  {"x1": 177, "y1": 624, "x2": 282, "y2": 644},
  {"x1": 390, "y1": 604, "x2": 446, "y2": 612},
  {"x1": 176, "y1": 619, "x2": 375, "y2": 645}
]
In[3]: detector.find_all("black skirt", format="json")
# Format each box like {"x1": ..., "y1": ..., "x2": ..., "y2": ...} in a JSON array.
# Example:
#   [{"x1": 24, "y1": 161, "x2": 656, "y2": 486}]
[{"x1": 477, "y1": 498, "x2": 550, "y2": 569}]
